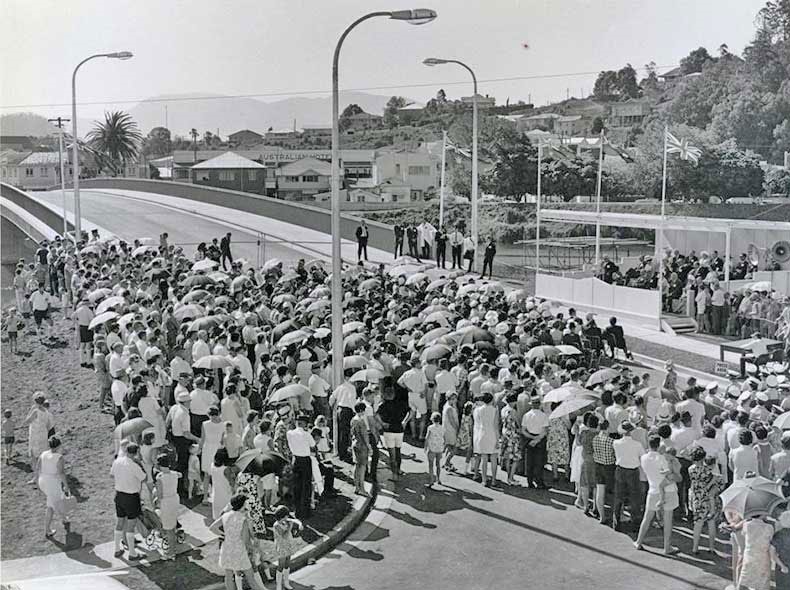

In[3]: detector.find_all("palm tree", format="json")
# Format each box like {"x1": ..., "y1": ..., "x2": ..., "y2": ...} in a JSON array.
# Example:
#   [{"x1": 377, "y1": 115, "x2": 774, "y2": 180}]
[{"x1": 87, "y1": 111, "x2": 142, "y2": 176}]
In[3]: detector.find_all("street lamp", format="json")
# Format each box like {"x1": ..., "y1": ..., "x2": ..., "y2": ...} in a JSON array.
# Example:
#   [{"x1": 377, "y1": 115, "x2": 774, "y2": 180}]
[
  {"x1": 423, "y1": 57, "x2": 478, "y2": 266},
  {"x1": 330, "y1": 8, "x2": 436, "y2": 398},
  {"x1": 71, "y1": 51, "x2": 133, "y2": 242}
]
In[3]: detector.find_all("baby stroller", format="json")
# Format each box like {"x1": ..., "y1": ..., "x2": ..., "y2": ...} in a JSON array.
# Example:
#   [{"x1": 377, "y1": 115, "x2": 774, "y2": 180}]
[{"x1": 140, "y1": 507, "x2": 185, "y2": 552}]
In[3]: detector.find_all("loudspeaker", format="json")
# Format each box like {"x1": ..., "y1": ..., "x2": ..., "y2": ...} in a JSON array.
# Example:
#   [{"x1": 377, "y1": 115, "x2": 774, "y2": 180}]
[{"x1": 772, "y1": 240, "x2": 790, "y2": 263}]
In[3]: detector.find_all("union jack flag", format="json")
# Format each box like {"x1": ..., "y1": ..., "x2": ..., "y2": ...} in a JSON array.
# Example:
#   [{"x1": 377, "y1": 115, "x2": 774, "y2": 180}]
[{"x1": 665, "y1": 130, "x2": 702, "y2": 164}]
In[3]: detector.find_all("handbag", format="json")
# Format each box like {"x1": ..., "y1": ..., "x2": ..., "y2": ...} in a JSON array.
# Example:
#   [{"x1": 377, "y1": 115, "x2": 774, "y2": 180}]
[{"x1": 58, "y1": 491, "x2": 77, "y2": 516}]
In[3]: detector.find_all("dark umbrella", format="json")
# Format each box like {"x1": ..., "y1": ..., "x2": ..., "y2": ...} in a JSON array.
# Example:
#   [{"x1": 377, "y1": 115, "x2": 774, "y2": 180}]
[
  {"x1": 422, "y1": 344, "x2": 452, "y2": 362},
  {"x1": 473, "y1": 341, "x2": 498, "y2": 360},
  {"x1": 458, "y1": 327, "x2": 495, "y2": 345},
  {"x1": 188, "y1": 316, "x2": 223, "y2": 333},
  {"x1": 344, "y1": 333, "x2": 369, "y2": 353},
  {"x1": 236, "y1": 449, "x2": 288, "y2": 477}
]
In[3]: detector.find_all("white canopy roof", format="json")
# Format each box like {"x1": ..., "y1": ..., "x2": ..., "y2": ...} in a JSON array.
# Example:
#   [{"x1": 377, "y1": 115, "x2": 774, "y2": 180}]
[{"x1": 191, "y1": 151, "x2": 266, "y2": 170}]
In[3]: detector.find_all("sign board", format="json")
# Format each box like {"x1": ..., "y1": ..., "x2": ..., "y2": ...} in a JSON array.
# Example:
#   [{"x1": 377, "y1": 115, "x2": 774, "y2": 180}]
[{"x1": 714, "y1": 361, "x2": 729, "y2": 377}]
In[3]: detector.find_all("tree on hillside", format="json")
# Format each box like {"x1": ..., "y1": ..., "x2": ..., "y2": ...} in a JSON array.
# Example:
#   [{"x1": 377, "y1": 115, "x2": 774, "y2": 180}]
[
  {"x1": 591, "y1": 117, "x2": 605, "y2": 135},
  {"x1": 640, "y1": 61, "x2": 660, "y2": 93},
  {"x1": 339, "y1": 103, "x2": 365, "y2": 132},
  {"x1": 593, "y1": 64, "x2": 641, "y2": 101},
  {"x1": 765, "y1": 167, "x2": 790, "y2": 197},
  {"x1": 141, "y1": 126, "x2": 172, "y2": 157},
  {"x1": 680, "y1": 47, "x2": 714, "y2": 74},
  {"x1": 87, "y1": 111, "x2": 142, "y2": 175},
  {"x1": 485, "y1": 133, "x2": 538, "y2": 200},
  {"x1": 383, "y1": 96, "x2": 407, "y2": 128}
]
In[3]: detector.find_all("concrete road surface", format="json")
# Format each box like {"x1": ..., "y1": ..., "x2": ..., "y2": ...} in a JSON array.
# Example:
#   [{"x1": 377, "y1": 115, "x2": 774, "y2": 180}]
[{"x1": 291, "y1": 442, "x2": 730, "y2": 590}]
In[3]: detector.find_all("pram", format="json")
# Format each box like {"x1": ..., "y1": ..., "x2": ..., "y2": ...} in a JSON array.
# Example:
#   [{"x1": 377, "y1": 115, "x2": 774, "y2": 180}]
[{"x1": 140, "y1": 507, "x2": 185, "y2": 552}]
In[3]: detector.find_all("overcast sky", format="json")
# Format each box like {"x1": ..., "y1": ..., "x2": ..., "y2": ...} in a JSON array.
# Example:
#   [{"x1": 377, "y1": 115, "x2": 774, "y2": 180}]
[{"x1": 1, "y1": 0, "x2": 765, "y2": 120}]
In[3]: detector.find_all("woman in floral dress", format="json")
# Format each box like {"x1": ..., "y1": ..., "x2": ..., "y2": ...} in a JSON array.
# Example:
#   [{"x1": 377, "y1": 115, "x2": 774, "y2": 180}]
[
  {"x1": 498, "y1": 393, "x2": 522, "y2": 485},
  {"x1": 234, "y1": 469, "x2": 266, "y2": 569},
  {"x1": 688, "y1": 447, "x2": 724, "y2": 555},
  {"x1": 547, "y1": 406, "x2": 571, "y2": 483},
  {"x1": 457, "y1": 402, "x2": 474, "y2": 475}
]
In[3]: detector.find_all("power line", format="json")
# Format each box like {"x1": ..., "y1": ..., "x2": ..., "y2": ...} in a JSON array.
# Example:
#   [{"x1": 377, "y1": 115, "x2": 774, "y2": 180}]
[{"x1": 0, "y1": 64, "x2": 679, "y2": 110}]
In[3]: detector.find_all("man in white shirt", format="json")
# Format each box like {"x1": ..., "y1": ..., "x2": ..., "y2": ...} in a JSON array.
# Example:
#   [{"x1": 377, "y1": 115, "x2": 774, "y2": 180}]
[
  {"x1": 228, "y1": 346, "x2": 253, "y2": 383},
  {"x1": 190, "y1": 375, "x2": 219, "y2": 436},
  {"x1": 309, "y1": 363, "x2": 331, "y2": 420},
  {"x1": 635, "y1": 436, "x2": 679, "y2": 555},
  {"x1": 111, "y1": 372, "x2": 129, "y2": 425},
  {"x1": 448, "y1": 227, "x2": 464, "y2": 269},
  {"x1": 521, "y1": 396, "x2": 549, "y2": 488},
  {"x1": 462, "y1": 234, "x2": 476, "y2": 273},
  {"x1": 30, "y1": 283, "x2": 53, "y2": 340},
  {"x1": 675, "y1": 387, "x2": 705, "y2": 436},
  {"x1": 397, "y1": 358, "x2": 428, "y2": 440},
  {"x1": 729, "y1": 430, "x2": 759, "y2": 481},
  {"x1": 605, "y1": 392, "x2": 628, "y2": 434},
  {"x1": 612, "y1": 422, "x2": 644, "y2": 531},
  {"x1": 191, "y1": 330, "x2": 210, "y2": 362},
  {"x1": 435, "y1": 358, "x2": 458, "y2": 411},
  {"x1": 72, "y1": 298, "x2": 95, "y2": 367},
  {"x1": 167, "y1": 392, "x2": 200, "y2": 496},
  {"x1": 108, "y1": 341, "x2": 128, "y2": 379},
  {"x1": 287, "y1": 412, "x2": 316, "y2": 519},
  {"x1": 110, "y1": 443, "x2": 147, "y2": 560}
]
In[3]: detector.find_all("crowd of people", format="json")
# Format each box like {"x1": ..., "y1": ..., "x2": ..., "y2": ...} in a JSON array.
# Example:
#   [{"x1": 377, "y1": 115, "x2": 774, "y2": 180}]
[{"x1": 4, "y1": 226, "x2": 790, "y2": 590}]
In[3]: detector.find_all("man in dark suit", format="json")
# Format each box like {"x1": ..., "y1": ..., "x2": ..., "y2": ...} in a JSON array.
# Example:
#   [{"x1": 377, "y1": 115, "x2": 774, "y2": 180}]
[
  {"x1": 406, "y1": 225, "x2": 421, "y2": 261},
  {"x1": 603, "y1": 316, "x2": 632, "y2": 360},
  {"x1": 355, "y1": 220, "x2": 369, "y2": 262},
  {"x1": 481, "y1": 237, "x2": 496, "y2": 279},
  {"x1": 219, "y1": 232, "x2": 233, "y2": 270},
  {"x1": 393, "y1": 224, "x2": 404, "y2": 258},
  {"x1": 435, "y1": 229, "x2": 447, "y2": 269}
]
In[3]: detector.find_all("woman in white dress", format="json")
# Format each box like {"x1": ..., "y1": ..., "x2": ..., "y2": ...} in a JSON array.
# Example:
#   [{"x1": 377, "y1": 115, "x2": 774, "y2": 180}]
[
  {"x1": 23, "y1": 393, "x2": 51, "y2": 480},
  {"x1": 200, "y1": 406, "x2": 225, "y2": 500},
  {"x1": 208, "y1": 494, "x2": 266, "y2": 590},
  {"x1": 220, "y1": 386, "x2": 244, "y2": 436},
  {"x1": 138, "y1": 391, "x2": 167, "y2": 447},
  {"x1": 472, "y1": 392, "x2": 499, "y2": 487},
  {"x1": 36, "y1": 436, "x2": 69, "y2": 538}
]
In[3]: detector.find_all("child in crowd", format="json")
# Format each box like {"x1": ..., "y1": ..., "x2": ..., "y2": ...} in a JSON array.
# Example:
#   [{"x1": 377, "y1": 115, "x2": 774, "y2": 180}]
[
  {"x1": 314, "y1": 415, "x2": 331, "y2": 459},
  {"x1": 272, "y1": 504, "x2": 303, "y2": 590},
  {"x1": 424, "y1": 411, "x2": 445, "y2": 488},
  {"x1": 2, "y1": 409, "x2": 15, "y2": 464},
  {"x1": 188, "y1": 443, "x2": 202, "y2": 498},
  {"x1": 154, "y1": 455, "x2": 182, "y2": 560},
  {"x1": 19, "y1": 293, "x2": 31, "y2": 320},
  {"x1": 139, "y1": 431, "x2": 157, "y2": 497},
  {"x1": 221, "y1": 421, "x2": 241, "y2": 459},
  {"x1": 458, "y1": 402, "x2": 474, "y2": 475},
  {"x1": 4, "y1": 308, "x2": 21, "y2": 354}
]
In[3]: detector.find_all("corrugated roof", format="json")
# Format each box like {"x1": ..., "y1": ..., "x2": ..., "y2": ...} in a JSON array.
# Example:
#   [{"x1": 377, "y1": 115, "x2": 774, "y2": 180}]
[
  {"x1": 276, "y1": 157, "x2": 332, "y2": 177},
  {"x1": 19, "y1": 152, "x2": 62, "y2": 165},
  {"x1": 0, "y1": 150, "x2": 31, "y2": 165},
  {"x1": 191, "y1": 151, "x2": 267, "y2": 169}
]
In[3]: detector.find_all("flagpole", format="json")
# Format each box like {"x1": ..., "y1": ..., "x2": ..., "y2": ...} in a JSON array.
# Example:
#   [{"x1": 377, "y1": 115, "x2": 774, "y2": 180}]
[
  {"x1": 535, "y1": 141, "x2": 542, "y2": 278},
  {"x1": 439, "y1": 130, "x2": 447, "y2": 230},
  {"x1": 658, "y1": 124, "x2": 669, "y2": 323},
  {"x1": 594, "y1": 129, "x2": 604, "y2": 267}
]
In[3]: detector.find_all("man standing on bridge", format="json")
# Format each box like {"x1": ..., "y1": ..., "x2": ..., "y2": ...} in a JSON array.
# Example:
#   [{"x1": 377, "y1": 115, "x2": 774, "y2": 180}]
[
  {"x1": 356, "y1": 220, "x2": 369, "y2": 263},
  {"x1": 220, "y1": 232, "x2": 233, "y2": 270},
  {"x1": 393, "y1": 224, "x2": 404, "y2": 258}
]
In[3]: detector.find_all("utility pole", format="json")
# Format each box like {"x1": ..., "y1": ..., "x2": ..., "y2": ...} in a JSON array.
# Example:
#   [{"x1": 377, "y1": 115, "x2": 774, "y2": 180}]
[{"x1": 48, "y1": 116, "x2": 71, "y2": 238}]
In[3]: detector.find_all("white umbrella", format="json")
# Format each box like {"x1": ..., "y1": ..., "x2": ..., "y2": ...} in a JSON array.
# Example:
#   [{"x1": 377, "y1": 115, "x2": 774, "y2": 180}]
[
  {"x1": 192, "y1": 355, "x2": 232, "y2": 370},
  {"x1": 750, "y1": 281, "x2": 772, "y2": 292},
  {"x1": 269, "y1": 384, "x2": 310, "y2": 404},
  {"x1": 88, "y1": 311, "x2": 119, "y2": 330},
  {"x1": 586, "y1": 368, "x2": 620, "y2": 387},
  {"x1": 132, "y1": 245, "x2": 157, "y2": 257},
  {"x1": 95, "y1": 296, "x2": 125, "y2": 315},
  {"x1": 342, "y1": 321, "x2": 365, "y2": 336},
  {"x1": 388, "y1": 265, "x2": 420, "y2": 277},
  {"x1": 549, "y1": 396, "x2": 599, "y2": 419},
  {"x1": 543, "y1": 385, "x2": 590, "y2": 404},
  {"x1": 192, "y1": 259, "x2": 218, "y2": 271},
  {"x1": 457, "y1": 284, "x2": 480, "y2": 297},
  {"x1": 426, "y1": 279, "x2": 449, "y2": 292},
  {"x1": 277, "y1": 330, "x2": 310, "y2": 348},
  {"x1": 405, "y1": 273, "x2": 429, "y2": 286},
  {"x1": 87, "y1": 288, "x2": 113, "y2": 303},
  {"x1": 307, "y1": 300, "x2": 331, "y2": 314},
  {"x1": 262, "y1": 258, "x2": 282, "y2": 272},
  {"x1": 556, "y1": 345, "x2": 582, "y2": 356},
  {"x1": 350, "y1": 368, "x2": 385, "y2": 383},
  {"x1": 313, "y1": 327, "x2": 331, "y2": 339},
  {"x1": 423, "y1": 311, "x2": 451, "y2": 326},
  {"x1": 774, "y1": 412, "x2": 790, "y2": 430},
  {"x1": 138, "y1": 237, "x2": 157, "y2": 246}
]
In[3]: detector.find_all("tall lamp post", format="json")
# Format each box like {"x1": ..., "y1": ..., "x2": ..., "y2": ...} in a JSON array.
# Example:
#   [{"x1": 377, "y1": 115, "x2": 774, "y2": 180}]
[
  {"x1": 330, "y1": 9, "x2": 437, "y2": 396},
  {"x1": 423, "y1": 57, "x2": 478, "y2": 264},
  {"x1": 72, "y1": 51, "x2": 133, "y2": 241}
]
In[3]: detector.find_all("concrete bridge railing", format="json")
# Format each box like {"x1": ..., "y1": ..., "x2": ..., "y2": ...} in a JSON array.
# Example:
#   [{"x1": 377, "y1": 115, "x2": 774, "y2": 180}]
[
  {"x1": 1, "y1": 182, "x2": 73, "y2": 237},
  {"x1": 76, "y1": 178, "x2": 397, "y2": 254}
]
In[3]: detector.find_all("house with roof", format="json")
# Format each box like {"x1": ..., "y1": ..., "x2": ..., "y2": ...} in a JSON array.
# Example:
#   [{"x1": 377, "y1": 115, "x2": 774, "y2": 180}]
[
  {"x1": 554, "y1": 115, "x2": 588, "y2": 137},
  {"x1": 274, "y1": 157, "x2": 332, "y2": 200},
  {"x1": 191, "y1": 151, "x2": 268, "y2": 193},
  {"x1": 0, "y1": 150, "x2": 31, "y2": 187},
  {"x1": 10, "y1": 151, "x2": 97, "y2": 191},
  {"x1": 608, "y1": 98, "x2": 651, "y2": 128},
  {"x1": 227, "y1": 129, "x2": 263, "y2": 147},
  {"x1": 518, "y1": 113, "x2": 561, "y2": 133},
  {"x1": 344, "y1": 111, "x2": 384, "y2": 132}
]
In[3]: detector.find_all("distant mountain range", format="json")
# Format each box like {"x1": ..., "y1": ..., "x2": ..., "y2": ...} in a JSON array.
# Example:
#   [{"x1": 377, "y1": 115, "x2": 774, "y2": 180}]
[{"x1": 1, "y1": 91, "x2": 411, "y2": 142}]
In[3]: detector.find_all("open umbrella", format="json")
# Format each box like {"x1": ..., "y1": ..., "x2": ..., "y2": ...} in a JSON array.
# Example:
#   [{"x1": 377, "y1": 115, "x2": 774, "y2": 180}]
[
  {"x1": 506, "y1": 289, "x2": 529, "y2": 303},
  {"x1": 182, "y1": 289, "x2": 211, "y2": 303},
  {"x1": 132, "y1": 245, "x2": 157, "y2": 257},
  {"x1": 262, "y1": 258, "x2": 282, "y2": 272},
  {"x1": 405, "y1": 272, "x2": 429, "y2": 286},
  {"x1": 422, "y1": 304, "x2": 449, "y2": 315},
  {"x1": 527, "y1": 345, "x2": 560, "y2": 361},
  {"x1": 393, "y1": 256, "x2": 420, "y2": 265},
  {"x1": 344, "y1": 333, "x2": 368, "y2": 353},
  {"x1": 350, "y1": 368, "x2": 385, "y2": 383},
  {"x1": 307, "y1": 300, "x2": 331, "y2": 314},
  {"x1": 457, "y1": 327, "x2": 494, "y2": 345},
  {"x1": 236, "y1": 449, "x2": 287, "y2": 477},
  {"x1": 269, "y1": 384, "x2": 310, "y2": 404},
  {"x1": 192, "y1": 355, "x2": 233, "y2": 370},
  {"x1": 359, "y1": 278, "x2": 380, "y2": 291},
  {"x1": 88, "y1": 311, "x2": 119, "y2": 330},
  {"x1": 398, "y1": 317, "x2": 422, "y2": 331},
  {"x1": 426, "y1": 279, "x2": 449, "y2": 292},
  {"x1": 277, "y1": 330, "x2": 310, "y2": 348},
  {"x1": 79, "y1": 244, "x2": 102, "y2": 256},
  {"x1": 95, "y1": 296, "x2": 126, "y2": 315},
  {"x1": 419, "y1": 327, "x2": 451, "y2": 347},
  {"x1": 113, "y1": 417, "x2": 153, "y2": 441},
  {"x1": 172, "y1": 304, "x2": 204, "y2": 323},
  {"x1": 343, "y1": 355, "x2": 368, "y2": 370},
  {"x1": 750, "y1": 281, "x2": 772, "y2": 292},
  {"x1": 774, "y1": 412, "x2": 790, "y2": 430},
  {"x1": 388, "y1": 264, "x2": 420, "y2": 277},
  {"x1": 187, "y1": 316, "x2": 222, "y2": 333},
  {"x1": 586, "y1": 368, "x2": 620, "y2": 387},
  {"x1": 277, "y1": 272, "x2": 300, "y2": 285},
  {"x1": 272, "y1": 294, "x2": 297, "y2": 307},
  {"x1": 342, "y1": 321, "x2": 365, "y2": 336},
  {"x1": 556, "y1": 345, "x2": 582, "y2": 356},
  {"x1": 231, "y1": 276, "x2": 252, "y2": 293},
  {"x1": 272, "y1": 320, "x2": 300, "y2": 340},
  {"x1": 423, "y1": 311, "x2": 452, "y2": 326},
  {"x1": 310, "y1": 287, "x2": 330, "y2": 299},
  {"x1": 192, "y1": 259, "x2": 218, "y2": 271},
  {"x1": 720, "y1": 474, "x2": 785, "y2": 519},
  {"x1": 457, "y1": 284, "x2": 480, "y2": 298},
  {"x1": 208, "y1": 271, "x2": 230, "y2": 283},
  {"x1": 214, "y1": 296, "x2": 232, "y2": 307},
  {"x1": 543, "y1": 385, "x2": 590, "y2": 404},
  {"x1": 474, "y1": 341, "x2": 498, "y2": 358},
  {"x1": 138, "y1": 237, "x2": 157, "y2": 246},
  {"x1": 181, "y1": 275, "x2": 215, "y2": 289},
  {"x1": 87, "y1": 288, "x2": 113, "y2": 304},
  {"x1": 118, "y1": 313, "x2": 136, "y2": 329},
  {"x1": 422, "y1": 344, "x2": 452, "y2": 362},
  {"x1": 549, "y1": 396, "x2": 599, "y2": 419},
  {"x1": 313, "y1": 327, "x2": 331, "y2": 339}
]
